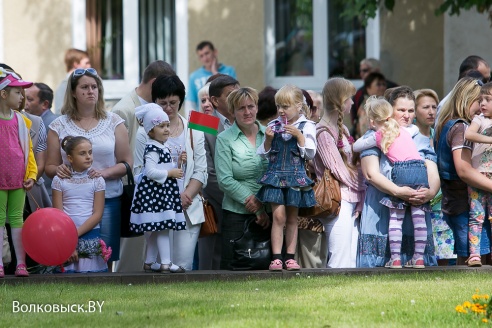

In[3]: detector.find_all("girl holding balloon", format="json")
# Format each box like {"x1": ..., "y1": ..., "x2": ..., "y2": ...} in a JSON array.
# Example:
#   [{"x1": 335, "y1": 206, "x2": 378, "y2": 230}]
[{"x1": 52, "y1": 136, "x2": 109, "y2": 273}]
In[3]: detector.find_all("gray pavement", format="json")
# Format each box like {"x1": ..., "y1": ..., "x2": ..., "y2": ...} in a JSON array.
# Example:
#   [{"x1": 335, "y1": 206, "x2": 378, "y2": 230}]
[{"x1": 1, "y1": 265, "x2": 491, "y2": 285}]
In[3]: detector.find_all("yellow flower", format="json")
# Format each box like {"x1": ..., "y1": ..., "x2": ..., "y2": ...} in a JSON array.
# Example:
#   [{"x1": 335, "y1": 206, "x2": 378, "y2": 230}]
[
  {"x1": 472, "y1": 294, "x2": 480, "y2": 300},
  {"x1": 463, "y1": 301, "x2": 472, "y2": 308},
  {"x1": 470, "y1": 191, "x2": 479, "y2": 199},
  {"x1": 470, "y1": 236, "x2": 479, "y2": 245},
  {"x1": 455, "y1": 305, "x2": 465, "y2": 313},
  {"x1": 482, "y1": 318, "x2": 488, "y2": 323}
]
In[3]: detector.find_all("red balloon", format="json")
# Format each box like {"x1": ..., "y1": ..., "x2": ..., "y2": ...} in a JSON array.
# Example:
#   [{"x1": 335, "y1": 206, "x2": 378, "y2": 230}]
[{"x1": 22, "y1": 208, "x2": 78, "y2": 266}]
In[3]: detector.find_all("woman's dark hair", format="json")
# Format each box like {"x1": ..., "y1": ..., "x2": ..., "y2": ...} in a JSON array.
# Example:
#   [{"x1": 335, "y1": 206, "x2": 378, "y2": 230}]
[
  {"x1": 301, "y1": 89, "x2": 314, "y2": 110},
  {"x1": 152, "y1": 75, "x2": 186, "y2": 109},
  {"x1": 61, "y1": 136, "x2": 91, "y2": 156},
  {"x1": 257, "y1": 86, "x2": 277, "y2": 121},
  {"x1": 364, "y1": 72, "x2": 386, "y2": 90},
  {"x1": 384, "y1": 85, "x2": 415, "y2": 106}
]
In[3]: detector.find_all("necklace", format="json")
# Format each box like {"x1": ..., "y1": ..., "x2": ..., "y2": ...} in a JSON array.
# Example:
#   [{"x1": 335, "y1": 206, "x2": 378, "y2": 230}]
[
  {"x1": 321, "y1": 116, "x2": 337, "y2": 127},
  {"x1": 78, "y1": 117, "x2": 96, "y2": 132},
  {"x1": 0, "y1": 110, "x2": 11, "y2": 120},
  {"x1": 170, "y1": 118, "x2": 182, "y2": 137}
]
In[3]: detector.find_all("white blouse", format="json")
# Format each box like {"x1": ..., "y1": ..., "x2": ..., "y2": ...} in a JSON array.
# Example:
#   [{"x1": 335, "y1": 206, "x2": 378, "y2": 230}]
[{"x1": 49, "y1": 112, "x2": 125, "y2": 198}]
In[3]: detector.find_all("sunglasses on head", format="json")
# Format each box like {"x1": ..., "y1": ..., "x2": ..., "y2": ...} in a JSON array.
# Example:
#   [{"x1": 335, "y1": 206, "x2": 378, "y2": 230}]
[
  {"x1": 476, "y1": 79, "x2": 484, "y2": 87},
  {"x1": 0, "y1": 69, "x2": 21, "y2": 80},
  {"x1": 73, "y1": 68, "x2": 98, "y2": 78}
]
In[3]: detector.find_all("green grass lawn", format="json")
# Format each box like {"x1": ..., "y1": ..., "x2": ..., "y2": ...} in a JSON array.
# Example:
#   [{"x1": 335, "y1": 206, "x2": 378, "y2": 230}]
[{"x1": 0, "y1": 271, "x2": 490, "y2": 327}]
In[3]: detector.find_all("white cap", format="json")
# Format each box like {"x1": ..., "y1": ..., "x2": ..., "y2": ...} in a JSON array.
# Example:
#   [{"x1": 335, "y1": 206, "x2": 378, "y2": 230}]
[{"x1": 135, "y1": 103, "x2": 169, "y2": 134}]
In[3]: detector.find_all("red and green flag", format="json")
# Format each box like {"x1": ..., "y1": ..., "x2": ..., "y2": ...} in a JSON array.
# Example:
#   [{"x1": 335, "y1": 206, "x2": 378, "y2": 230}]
[{"x1": 188, "y1": 111, "x2": 220, "y2": 135}]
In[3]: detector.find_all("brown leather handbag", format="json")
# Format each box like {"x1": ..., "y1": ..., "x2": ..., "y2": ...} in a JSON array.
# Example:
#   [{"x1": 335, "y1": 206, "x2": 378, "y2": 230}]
[
  {"x1": 199, "y1": 193, "x2": 218, "y2": 237},
  {"x1": 298, "y1": 127, "x2": 341, "y2": 219},
  {"x1": 188, "y1": 129, "x2": 219, "y2": 237}
]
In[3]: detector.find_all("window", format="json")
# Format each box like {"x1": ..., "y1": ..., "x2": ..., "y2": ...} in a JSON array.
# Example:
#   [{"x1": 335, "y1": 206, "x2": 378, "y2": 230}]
[
  {"x1": 86, "y1": 0, "x2": 124, "y2": 80},
  {"x1": 265, "y1": 0, "x2": 379, "y2": 90},
  {"x1": 72, "y1": 0, "x2": 185, "y2": 100}
]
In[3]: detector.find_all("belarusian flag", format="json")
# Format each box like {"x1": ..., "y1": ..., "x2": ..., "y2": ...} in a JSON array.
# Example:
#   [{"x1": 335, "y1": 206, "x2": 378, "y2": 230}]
[{"x1": 188, "y1": 111, "x2": 220, "y2": 135}]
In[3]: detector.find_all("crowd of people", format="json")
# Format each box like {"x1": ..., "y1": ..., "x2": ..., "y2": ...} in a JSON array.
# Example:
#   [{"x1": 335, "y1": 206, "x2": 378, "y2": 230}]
[{"x1": 0, "y1": 44, "x2": 491, "y2": 277}]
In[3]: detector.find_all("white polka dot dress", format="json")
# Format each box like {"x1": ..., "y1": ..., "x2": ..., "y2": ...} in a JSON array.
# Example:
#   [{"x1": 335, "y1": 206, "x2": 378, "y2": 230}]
[{"x1": 129, "y1": 143, "x2": 186, "y2": 233}]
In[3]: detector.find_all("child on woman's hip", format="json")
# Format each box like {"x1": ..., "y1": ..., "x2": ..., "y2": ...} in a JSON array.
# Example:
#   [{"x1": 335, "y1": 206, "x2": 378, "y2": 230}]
[
  {"x1": 463, "y1": 82, "x2": 492, "y2": 267},
  {"x1": 353, "y1": 96, "x2": 431, "y2": 269}
]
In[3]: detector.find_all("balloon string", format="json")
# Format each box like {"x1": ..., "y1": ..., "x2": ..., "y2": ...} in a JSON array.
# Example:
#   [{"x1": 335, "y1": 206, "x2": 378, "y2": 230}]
[{"x1": 27, "y1": 190, "x2": 41, "y2": 209}]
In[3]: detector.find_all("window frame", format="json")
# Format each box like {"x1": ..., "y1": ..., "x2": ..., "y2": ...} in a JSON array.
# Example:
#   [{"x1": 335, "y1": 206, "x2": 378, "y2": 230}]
[
  {"x1": 264, "y1": 0, "x2": 380, "y2": 90},
  {"x1": 71, "y1": 0, "x2": 188, "y2": 100}
]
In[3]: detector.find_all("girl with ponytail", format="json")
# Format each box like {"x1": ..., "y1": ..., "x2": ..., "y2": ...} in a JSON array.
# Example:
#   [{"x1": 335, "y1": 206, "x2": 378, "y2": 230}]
[
  {"x1": 313, "y1": 77, "x2": 365, "y2": 268},
  {"x1": 353, "y1": 96, "x2": 431, "y2": 269}
]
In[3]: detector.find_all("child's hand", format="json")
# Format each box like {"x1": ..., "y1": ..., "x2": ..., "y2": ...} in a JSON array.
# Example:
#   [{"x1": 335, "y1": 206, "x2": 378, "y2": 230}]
[
  {"x1": 169, "y1": 168, "x2": 184, "y2": 179},
  {"x1": 178, "y1": 151, "x2": 187, "y2": 167},
  {"x1": 68, "y1": 250, "x2": 78, "y2": 263},
  {"x1": 265, "y1": 127, "x2": 274, "y2": 141},
  {"x1": 284, "y1": 125, "x2": 303, "y2": 140},
  {"x1": 23, "y1": 179, "x2": 34, "y2": 191}
]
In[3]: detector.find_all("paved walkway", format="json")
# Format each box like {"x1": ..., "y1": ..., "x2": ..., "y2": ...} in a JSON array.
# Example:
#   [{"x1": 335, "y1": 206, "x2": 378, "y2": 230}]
[{"x1": 2, "y1": 265, "x2": 491, "y2": 285}]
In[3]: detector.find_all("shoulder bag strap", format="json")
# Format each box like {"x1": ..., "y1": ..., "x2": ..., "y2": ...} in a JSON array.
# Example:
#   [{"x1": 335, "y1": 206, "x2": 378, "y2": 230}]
[
  {"x1": 121, "y1": 161, "x2": 134, "y2": 186},
  {"x1": 314, "y1": 126, "x2": 340, "y2": 180}
]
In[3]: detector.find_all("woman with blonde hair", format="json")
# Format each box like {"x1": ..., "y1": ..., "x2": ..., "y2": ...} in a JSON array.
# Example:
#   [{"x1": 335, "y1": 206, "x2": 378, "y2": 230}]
[
  {"x1": 414, "y1": 89, "x2": 438, "y2": 139},
  {"x1": 313, "y1": 77, "x2": 365, "y2": 268},
  {"x1": 46, "y1": 68, "x2": 133, "y2": 270},
  {"x1": 215, "y1": 87, "x2": 269, "y2": 270},
  {"x1": 435, "y1": 77, "x2": 492, "y2": 265},
  {"x1": 354, "y1": 97, "x2": 430, "y2": 268}
]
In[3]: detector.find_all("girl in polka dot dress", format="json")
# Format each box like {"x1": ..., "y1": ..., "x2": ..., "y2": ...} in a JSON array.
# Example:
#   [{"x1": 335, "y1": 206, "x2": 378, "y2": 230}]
[{"x1": 130, "y1": 103, "x2": 186, "y2": 273}]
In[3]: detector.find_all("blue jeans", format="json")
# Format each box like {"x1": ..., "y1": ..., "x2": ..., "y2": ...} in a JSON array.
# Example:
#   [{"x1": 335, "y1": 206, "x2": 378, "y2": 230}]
[
  {"x1": 392, "y1": 160, "x2": 429, "y2": 189},
  {"x1": 100, "y1": 197, "x2": 121, "y2": 262},
  {"x1": 443, "y1": 210, "x2": 491, "y2": 257}
]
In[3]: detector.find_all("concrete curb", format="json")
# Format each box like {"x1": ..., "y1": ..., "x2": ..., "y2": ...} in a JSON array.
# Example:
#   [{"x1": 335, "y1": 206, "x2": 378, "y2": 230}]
[{"x1": 2, "y1": 265, "x2": 491, "y2": 285}]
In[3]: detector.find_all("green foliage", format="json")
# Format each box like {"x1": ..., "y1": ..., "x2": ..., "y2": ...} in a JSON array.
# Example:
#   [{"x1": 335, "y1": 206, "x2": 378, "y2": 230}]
[{"x1": 339, "y1": 0, "x2": 492, "y2": 26}]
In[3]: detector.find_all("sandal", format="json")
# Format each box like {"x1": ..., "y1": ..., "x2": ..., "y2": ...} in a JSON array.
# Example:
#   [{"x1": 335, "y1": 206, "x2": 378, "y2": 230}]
[
  {"x1": 0, "y1": 265, "x2": 4, "y2": 278},
  {"x1": 143, "y1": 262, "x2": 163, "y2": 273},
  {"x1": 384, "y1": 258, "x2": 402, "y2": 269},
  {"x1": 404, "y1": 258, "x2": 425, "y2": 269},
  {"x1": 284, "y1": 259, "x2": 301, "y2": 271},
  {"x1": 269, "y1": 259, "x2": 283, "y2": 271},
  {"x1": 160, "y1": 263, "x2": 185, "y2": 273},
  {"x1": 466, "y1": 254, "x2": 482, "y2": 267},
  {"x1": 15, "y1": 264, "x2": 29, "y2": 277}
]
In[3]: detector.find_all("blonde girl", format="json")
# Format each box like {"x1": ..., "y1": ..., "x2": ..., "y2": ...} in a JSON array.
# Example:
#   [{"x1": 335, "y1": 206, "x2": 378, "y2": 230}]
[
  {"x1": 354, "y1": 96, "x2": 430, "y2": 269},
  {"x1": 463, "y1": 82, "x2": 492, "y2": 266},
  {"x1": 256, "y1": 84, "x2": 316, "y2": 271}
]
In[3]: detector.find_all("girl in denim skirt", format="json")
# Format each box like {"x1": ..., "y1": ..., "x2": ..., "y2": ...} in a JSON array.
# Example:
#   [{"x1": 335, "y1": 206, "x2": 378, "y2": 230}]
[
  {"x1": 256, "y1": 85, "x2": 317, "y2": 271},
  {"x1": 353, "y1": 96, "x2": 430, "y2": 269}
]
